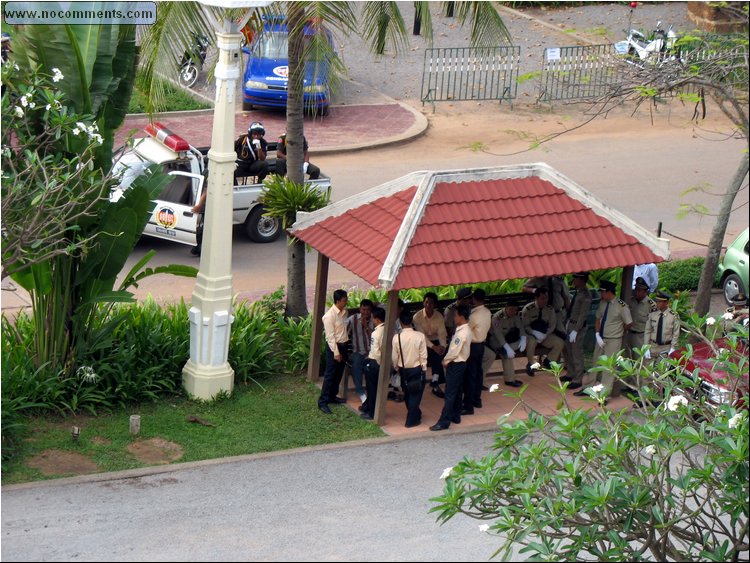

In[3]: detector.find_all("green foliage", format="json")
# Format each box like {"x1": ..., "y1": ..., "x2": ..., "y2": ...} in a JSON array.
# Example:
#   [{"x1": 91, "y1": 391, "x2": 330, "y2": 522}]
[
  {"x1": 276, "y1": 314, "x2": 313, "y2": 373},
  {"x1": 659, "y1": 256, "x2": 719, "y2": 292},
  {"x1": 229, "y1": 302, "x2": 282, "y2": 386},
  {"x1": 431, "y1": 325, "x2": 749, "y2": 562},
  {"x1": 127, "y1": 73, "x2": 211, "y2": 113},
  {"x1": 260, "y1": 175, "x2": 331, "y2": 230}
]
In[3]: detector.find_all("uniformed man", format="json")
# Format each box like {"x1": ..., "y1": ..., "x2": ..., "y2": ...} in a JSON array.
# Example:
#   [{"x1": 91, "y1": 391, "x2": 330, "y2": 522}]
[
  {"x1": 562, "y1": 272, "x2": 593, "y2": 390},
  {"x1": 360, "y1": 307, "x2": 386, "y2": 421},
  {"x1": 574, "y1": 279, "x2": 632, "y2": 399},
  {"x1": 392, "y1": 310, "x2": 428, "y2": 428},
  {"x1": 644, "y1": 291, "x2": 680, "y2": 360},
  {"x1": 724, "y1": 292, "x2": 749, "y2": 333},
  {"x1": 429, "y1": 304, "x2": 472, "y2": 431},
  {"x1": 413, "y1": 292, "x2": 448, "y2": 398},
  {"x1": 521, "y1": 287, "x2": 565, "y2": 376},
  {"x1": 488, "y1": 302, "x2": 527, "y2": 387},
  {"x1": 462, "y1": 289, "x2": 492, "y2": 414},
  {"x1": 318, "y1": 289, "x2": 349, "y2": 414},
  {"x1": 523, "y1": 275, "x2": 571, "y2": 339},
  {"x1": 626, "y1": 277, "x2": 657, "y2": 359},
  {"x1": 444, "y1": 287, "x2": 473, "y2": 339}
]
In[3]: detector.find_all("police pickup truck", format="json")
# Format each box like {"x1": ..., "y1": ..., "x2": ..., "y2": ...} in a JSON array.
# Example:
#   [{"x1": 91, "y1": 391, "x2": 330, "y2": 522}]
[{"x1": 110, "y1": 122, "x2": 330, "y2": 246}]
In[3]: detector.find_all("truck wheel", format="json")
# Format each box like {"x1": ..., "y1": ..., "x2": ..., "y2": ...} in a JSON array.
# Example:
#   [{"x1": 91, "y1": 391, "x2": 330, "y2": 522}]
[{"x1": 245, "y1": 205, "x2": 281, "y2": 243}]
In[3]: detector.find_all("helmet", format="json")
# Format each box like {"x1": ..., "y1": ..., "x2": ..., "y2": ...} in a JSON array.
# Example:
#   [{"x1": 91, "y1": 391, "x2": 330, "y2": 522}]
[{"x1": 248, "y1": 121, "x2": 265, "y2": 136}]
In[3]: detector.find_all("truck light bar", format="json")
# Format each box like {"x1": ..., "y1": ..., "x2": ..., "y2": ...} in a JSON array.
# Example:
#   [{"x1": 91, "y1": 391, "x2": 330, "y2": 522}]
[{"x1": 144, "y1": 122, "x2": 191, "y2": 154}]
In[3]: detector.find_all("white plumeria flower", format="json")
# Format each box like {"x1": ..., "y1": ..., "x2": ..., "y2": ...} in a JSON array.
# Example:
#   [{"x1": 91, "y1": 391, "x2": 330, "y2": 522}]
[
  {"x1": 13, "y1": 62, "x2": 19, "y2": 71},
  {"x1": 91, "y1": 133, "x2": 103, "y2": 145},
  {"x1": 489, "y1": 384, "x2": 500, "y2": 393},
  {"x1": 643, "y1": 445, "x2": 657, "y2": 455},
  {"x1": 531, "y1": 362, "x2": 541, "y2": 370},
  {"x1": 72, "y1": 127, "x2": 81, "y2": 135},
  {"x1": 14, "y1": 106, "x2": 23, "y2": 117},
  {"x1": 591, "y1": 384, "x2": 605, "y2": 394},
  {"x1": 19, "y1": 94, "x2": 29, "y2": 107},
  {"x1": 722, "y1": 312, "x2": 735, "y2": 320},
  {"x1": 478, "y1": 524, "x2": 490, "y2": 532},
  {"x1": 728, "y1": 413, "x2": 743, "y2": 429},
  {"x1": 45, "y1": 104, "x2": 51, "y2": 110},
  {"x1": 705, "y1": 317, "x2": 716, "y2": 326},
  {"x1": 28, "y1": 101, "x2": 35, "y2": 109},
  {"x1": 52, "y1": 67, "x2": 64, "y2": 82},
  {"x1": 440, "y1": 467, "x2": 453, "y2": 480},
  {"x1": 666, "y1": 395, "x2": 688, "y2": 411}
]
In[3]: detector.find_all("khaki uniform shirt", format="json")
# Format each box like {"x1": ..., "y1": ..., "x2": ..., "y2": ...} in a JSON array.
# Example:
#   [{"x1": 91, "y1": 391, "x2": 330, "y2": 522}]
[
  {"x1": 413, "y1": 308, "x2": 447, "y2": 348},
  {"x1": 443, "y1": 302, "x2": 458, "y2": 336},
  {"x1": 444, "y1": 323, "x2": 472, "y2": 364},
  {"x1": 489, "y1": 309, "x2": 524, "y2": 348},
  {"x1": 322, "y1": 303, "x2": 348, "y2": 353},
  {"x1": 392, "y1": 327, "x2": 428, "y2": 371},
  {"x1": 596, "y1": 298, "x2": 632, "y2": 339},
  {"x1": 469, "y1": 305, "x2": 492, "y2": 343},
  {"x1": 522, "y1": 301, "x2": 557, "y2": 339},
  {"x1": 368, "y1": 323, "x2": 385, "y2": 363},
  {"x1": 644, "y1": 308, "x2": 680, "y2": 349},
  {"x1": 628, "y1": 296, "x2": 656, "y2": 334},
  {"x1": 566, "y1": 287, "x2": 592, "y2": 333}
]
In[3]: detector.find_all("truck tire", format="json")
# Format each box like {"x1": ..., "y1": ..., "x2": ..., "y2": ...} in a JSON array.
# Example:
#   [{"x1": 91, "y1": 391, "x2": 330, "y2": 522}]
[{"x1": 245, "y1": 205, "x2": 281, "y2": 243}]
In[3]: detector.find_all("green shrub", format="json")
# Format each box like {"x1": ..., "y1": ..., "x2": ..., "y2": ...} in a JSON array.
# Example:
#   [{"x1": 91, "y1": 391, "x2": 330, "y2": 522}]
[
  {"x1": 127, "y1": 75, "x2": 211, "y2": 114},
  {"x1": 658, "y1": 256, "x2": 719, "y2": 292},
  {"x1": 276, "y1": 314, "x2": 313, "y2": 373},
  {"x1": 229, "y1": 302, "x2": 282, "y2": 385}
]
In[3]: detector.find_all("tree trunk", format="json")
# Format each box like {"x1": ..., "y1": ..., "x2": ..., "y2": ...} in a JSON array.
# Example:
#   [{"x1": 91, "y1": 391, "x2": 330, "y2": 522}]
[
  {"x1": 284, "y1": 2, "x2": 308, "y2": 318},
  {"x1": 693, "y1": 152, "x2": 749, "y2": 315},
  {"x1": 286, "y1": 235, "x2": 308, "y2": 318}
]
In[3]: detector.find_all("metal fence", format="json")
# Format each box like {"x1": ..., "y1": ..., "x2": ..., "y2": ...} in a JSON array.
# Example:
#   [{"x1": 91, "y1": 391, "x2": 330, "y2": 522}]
[
  {"x1": 537, "y1": 44, "x2": 626, "y2": 103},
  {"x1": 420, "y1": 46, "x2": 521, "y2": 111}
]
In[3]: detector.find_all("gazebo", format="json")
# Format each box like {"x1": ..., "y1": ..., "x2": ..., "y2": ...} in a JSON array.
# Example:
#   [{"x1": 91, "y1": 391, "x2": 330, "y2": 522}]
[{"x1": 291, "y1": 163, "x2": 670, "y2": 426}]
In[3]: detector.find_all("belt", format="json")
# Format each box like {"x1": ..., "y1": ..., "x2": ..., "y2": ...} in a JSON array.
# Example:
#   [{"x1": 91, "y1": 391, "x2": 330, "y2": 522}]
[
  {"x1": 630, "y1": 330, "x2": 644, "y2": 334},
  {"x1": 471, "y1": 341, "x2": 485, "y2": 345}
]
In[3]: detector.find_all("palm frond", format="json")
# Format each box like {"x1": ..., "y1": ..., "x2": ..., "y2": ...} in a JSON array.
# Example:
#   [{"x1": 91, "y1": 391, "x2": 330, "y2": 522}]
[
  {"x1": 360, "y1": 1, "x2": 409, "y2": 56},
  {"x1": 451, "y1": 1, "x2": 513, "y2": 47}
]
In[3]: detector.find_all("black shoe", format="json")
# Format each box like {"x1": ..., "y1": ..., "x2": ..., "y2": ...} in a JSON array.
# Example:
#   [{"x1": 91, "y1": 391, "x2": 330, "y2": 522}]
[
  {"x1": 190, "y1": 246, "x2": 201, "y2": 256},
  {"x1": 360, "y1": 412, "x2": 373, "y2": 420},
  {"x1": 526, "y1": 363, "x2": 535, "y2": 377},
  {"x1": 431, "y1": 385, "x2": 445, "y2": 399},
  {"x1": 451, "y1": 417, "x2": 461, "y2": 424},
  {"x1": 329, "y1": 397, "x2": 347, "y2": 404},
  {"x1": 460, "y1": 408, "x2": 474, "y2": 416},
  {"x1": 405, "y1": 419, "x2": 421, "y2": 428},
  {"x1": 358, "y1": 404, "x2": 366, "y2": 412},
  {"x1": 542, "y1": 358, "x2": 552, "y2": 369},
  {"x1": 319, "y1": 404, "x2": 333, "y2": 414},
  {"x1": 567, "y1": 381, "x2": 582, "y2": 390},
  {"x1": 473, "y1": 400, "x2": 482, "y2": 409},
  {"x1": 481, "y1": 385, "x2": 490, "y2": 391},
  {"x1": 430, "y1": 423, "x2": 450, "y2": 431},
  {"x1": 505, "y1": 380, "x2": 523, "y2": 387},
  {"x1": 559, "y1": 375, "x2": 573, "y2": 383},
  {"x1": 573, "y1": 389, "x2": 588, "y2": 397}
]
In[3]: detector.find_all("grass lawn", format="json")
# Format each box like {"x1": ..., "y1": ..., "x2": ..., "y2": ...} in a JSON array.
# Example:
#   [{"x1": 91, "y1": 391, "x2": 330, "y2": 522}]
[{"x1": 2, "y1": 374, "x2": 384, "y2": 485}]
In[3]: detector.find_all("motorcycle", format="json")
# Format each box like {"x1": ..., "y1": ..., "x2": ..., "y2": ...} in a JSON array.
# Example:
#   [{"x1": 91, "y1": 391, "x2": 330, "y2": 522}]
[
  {"x1": 614, "y1": 21, "x2": 678, "y2": 66},
  {"x1": 178, "y1": 33, "x2": 210, "y2": 88}
]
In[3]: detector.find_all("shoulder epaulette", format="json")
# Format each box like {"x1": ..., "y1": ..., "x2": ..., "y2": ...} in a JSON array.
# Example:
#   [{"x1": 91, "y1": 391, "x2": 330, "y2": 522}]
[{"x1": 617, "y1": 299, "x2": 626, "y2": 306}]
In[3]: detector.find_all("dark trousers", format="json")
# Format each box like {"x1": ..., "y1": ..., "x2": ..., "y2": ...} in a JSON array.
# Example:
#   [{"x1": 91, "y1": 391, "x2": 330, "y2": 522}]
[
  {"x1": 235, "y1": 159, "x2": 269, "y2": 182},
  {"x1": 463, "y1": 342, "x2": 485, "y2": 410},
  {"x1": 362, "y1": 359, "x2": 380, "y2": 418},
  {"x1": 319, "y1": 343, "x2": 348, "y2": 407},
  {"x1": 275, "y1": 159, "x2": 320, "y2": 180},
  {"x1": 427, "y1": 340, "x2": 445, "y2": 383},
  {"x1": 401, "y1": 366, "x2": 425, "y2": 426},
  {"x1": 437, "y1": 361, "x2": 466, "y2": 426}
]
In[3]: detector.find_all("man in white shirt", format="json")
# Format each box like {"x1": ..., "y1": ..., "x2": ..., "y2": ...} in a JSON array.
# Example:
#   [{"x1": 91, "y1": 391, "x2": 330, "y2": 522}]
[
  {"x1": 633, "y1": 263, "x2": 659, "y2": 292},
  {"x1": 318, "y1": 289, "x2": 349, "y2": 414},
  {"x1": 462, "y1": 288, "x2": 492, "y2": 414},
  {"x1": 392, "y1": 310, "x2": 428, "y2": 428},
  {"x1": 360, "y1": 307, "x2": 386, "y2": 421}
]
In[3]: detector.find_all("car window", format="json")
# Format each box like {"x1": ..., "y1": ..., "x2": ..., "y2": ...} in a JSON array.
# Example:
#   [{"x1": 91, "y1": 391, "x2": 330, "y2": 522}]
[{"x1": 257, "y1": 31, "x2": 288, "y2": 59}]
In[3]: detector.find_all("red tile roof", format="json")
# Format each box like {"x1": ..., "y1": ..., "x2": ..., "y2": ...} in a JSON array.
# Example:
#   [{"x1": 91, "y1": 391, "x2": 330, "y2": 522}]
[{"x1": 292, "y1": 164, "x2": 670, "y2": 290}]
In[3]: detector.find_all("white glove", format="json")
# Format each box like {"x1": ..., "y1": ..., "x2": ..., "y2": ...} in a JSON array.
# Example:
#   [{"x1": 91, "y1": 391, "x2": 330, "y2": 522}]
[
  {"x1": 595, "y1": 333, "x2": 604, "y2": 348},
  {"x1": 644, "y1": 349, "x2": 651, "y2": 360},
  {"x1": 532, "y1": 330, "x2": 545, "y2": 341},
  {"x1": 503, "y1": 343, "x2": 515, "y2": 359},
  {"x1": 668, "y1": 347, "x2": 674, "y2": 356},
  {"x1": 252, "y1": 139, "x2": 261, "y2": 148},
  {"x1": 303, "y1": 162, "x2": 309, "y2": 173},
  {"x1": 568, "y1": 330, "x2": 577, "y2": 343},
  {"x1": 518, "y1": 336, "x2": 527, "y2": 353}
]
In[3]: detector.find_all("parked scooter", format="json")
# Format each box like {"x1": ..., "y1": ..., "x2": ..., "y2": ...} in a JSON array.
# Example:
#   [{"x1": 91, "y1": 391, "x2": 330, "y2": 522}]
[
  {"x1": 178, "y1": 33, "x2": 210, "y2": 88},
  {"x1": 614, "y1": 20, "x2": 678, "y2": 65}
]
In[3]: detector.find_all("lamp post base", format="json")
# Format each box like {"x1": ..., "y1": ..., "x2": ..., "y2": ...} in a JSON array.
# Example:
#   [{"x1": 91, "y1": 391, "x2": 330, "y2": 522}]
[{"x1": 182, "y1": 360, "x2": 234, "y2": 400}]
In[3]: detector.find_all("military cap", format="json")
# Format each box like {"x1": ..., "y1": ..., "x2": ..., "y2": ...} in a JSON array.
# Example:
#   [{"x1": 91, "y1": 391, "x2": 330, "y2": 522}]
[
  {"x1": 634, "y1": 277, "x2": 650, "y2": 291},
  {"x1": 572, "y1": 271, "x2": 590, "y2": 280},
  {"x1": 653, "y1": 290, "x2": 671, "y2": 302},
  {"x1": 731, "y1": 292, "x2": 747, "y2": 306},
  {"x1": 456, "y1": 287, "x2": 473, "y2": 299},
  {"x1": 599, "y1": 280, "x2": 617, "y2": 293}
]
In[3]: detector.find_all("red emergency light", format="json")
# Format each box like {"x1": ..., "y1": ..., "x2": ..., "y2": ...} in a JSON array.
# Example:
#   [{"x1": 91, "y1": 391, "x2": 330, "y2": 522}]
[{"x1": 144, "y1": 122, "x2": 191, "y2": 153}]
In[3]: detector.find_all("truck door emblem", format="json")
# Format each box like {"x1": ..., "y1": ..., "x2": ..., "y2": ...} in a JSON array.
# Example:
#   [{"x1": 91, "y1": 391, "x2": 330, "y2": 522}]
[{"x1": 157, "y1": 206, "x2": 177, "y2": 228}]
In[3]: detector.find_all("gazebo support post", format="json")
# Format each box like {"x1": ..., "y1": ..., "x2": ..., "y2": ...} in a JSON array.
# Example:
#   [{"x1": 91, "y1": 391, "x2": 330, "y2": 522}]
[
  {"x1": 307, "y1": 253, "x2": 329, "y2": 383},
  {"x1": 374, "y1": 290, "x2": 399, "y2": 425}
]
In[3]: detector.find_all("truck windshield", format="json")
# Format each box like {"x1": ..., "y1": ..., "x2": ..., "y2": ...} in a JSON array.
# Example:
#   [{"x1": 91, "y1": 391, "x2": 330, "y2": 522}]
[{"x1": 257, "y1": 31, "x2": 288, "y2": 60}]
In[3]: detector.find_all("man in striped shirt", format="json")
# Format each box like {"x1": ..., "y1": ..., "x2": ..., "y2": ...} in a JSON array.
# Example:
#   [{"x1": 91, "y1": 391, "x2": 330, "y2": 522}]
[{"x1": 347, "y1": 299, "x2": 374, "y2": 404}]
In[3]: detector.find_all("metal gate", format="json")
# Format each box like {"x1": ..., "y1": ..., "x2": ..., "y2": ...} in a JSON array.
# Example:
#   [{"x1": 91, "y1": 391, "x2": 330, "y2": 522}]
[
  {"x1": 420, "y1": 46, "x2": 520, "y2": 110},
  {"x1": 537, "y1": 44, "x2": 625, "y2": 103}
]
